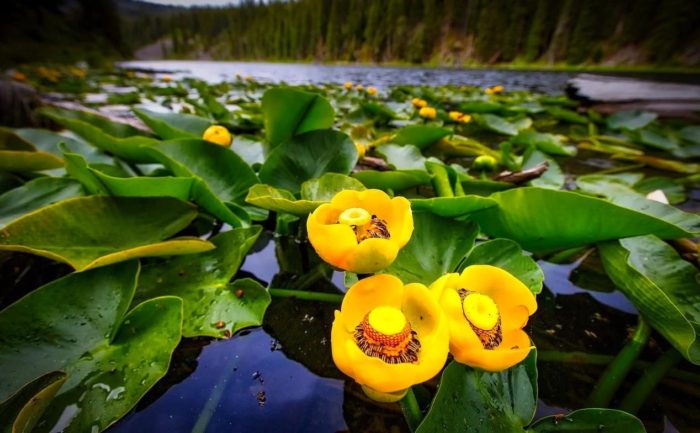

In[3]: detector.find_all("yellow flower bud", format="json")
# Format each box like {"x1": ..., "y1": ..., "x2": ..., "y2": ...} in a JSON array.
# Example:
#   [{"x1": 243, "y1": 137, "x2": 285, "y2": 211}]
[
  {"x1": 448, "y1": 111, "x2": 463, "y2": 122},
  {"x1": 343, "y1": 81, "x2": 353, "y2": 90},
  {"x1": 355, "y1": 84, "x2": 364, "y2": 91},
  {"x1": 411, "y1": 98, "x2": 428, "y2": 108},
  {"x1": 355, "y1": 142, "x2": 367, "y2": 158},
  {"x1": 472, "y1": 154, "x2": 498, "y2": 171},
  {"x1": 460, "y1": 114, "x2": 472, "y2": 124},
  {"x1": 366, "y1": 86, "x2": 377, "y2": 96},
  {"x1": 418, "y1": 106, "x2": 437, "y2": 120},
  {"x1": 161, "y1": 75, "x2": 172, "y2": 83},
  {"x1": 202, "y1": 125, "x2": 232, "y2": 147}
]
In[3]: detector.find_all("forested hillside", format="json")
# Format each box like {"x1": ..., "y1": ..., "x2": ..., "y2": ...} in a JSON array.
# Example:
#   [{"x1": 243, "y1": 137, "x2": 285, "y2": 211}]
[{"x1": 125, "y1": 0, "x2": 700, "y2": 67}]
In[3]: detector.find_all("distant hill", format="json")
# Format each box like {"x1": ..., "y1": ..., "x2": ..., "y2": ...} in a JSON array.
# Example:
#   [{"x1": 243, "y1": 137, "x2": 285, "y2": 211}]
[{"x1": 123, "y1": 0, "x2": 700, "y2": 68}]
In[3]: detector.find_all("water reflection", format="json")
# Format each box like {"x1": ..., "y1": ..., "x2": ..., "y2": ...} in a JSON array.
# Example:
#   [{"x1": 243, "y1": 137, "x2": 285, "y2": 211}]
[
  {"x1": 538, "y1": 258, "x2": 637, "y2": 314},
  {"x1": 119, "y1": 60, "x2": 575, "y2": 94},
  {"x1": 108, "y1": 328, "x2": 347, "y2": 433}
]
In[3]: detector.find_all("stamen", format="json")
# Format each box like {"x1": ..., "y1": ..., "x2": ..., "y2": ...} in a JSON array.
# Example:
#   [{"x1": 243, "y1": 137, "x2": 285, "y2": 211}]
[
  {"x1": 353, "y1": 215, "x2": 391, "y2": 243},
  {"x1": 458, "y1": 289, "x2": 503, "y2": 350},
  {"x1": 354, "y1": 309, "x2": 420, "y2": 364}
]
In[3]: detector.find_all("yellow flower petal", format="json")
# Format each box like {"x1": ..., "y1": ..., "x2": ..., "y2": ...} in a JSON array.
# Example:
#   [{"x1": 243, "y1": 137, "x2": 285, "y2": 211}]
[
  {"x1": 452, "y1": 329, "x2": 532, "y2": 372},
  {"x1": 339, "y1": 274, "x2": 404, "y2": 332}
]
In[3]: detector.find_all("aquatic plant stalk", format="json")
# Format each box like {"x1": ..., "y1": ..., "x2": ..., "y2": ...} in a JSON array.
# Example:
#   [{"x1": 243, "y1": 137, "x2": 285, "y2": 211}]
[
  {"x1": 269, "y1": 288, "x2": 344, "y2": 303},
  {"x1": 400, "y1": 387, "x2": 422, "y2": 432},
  {"x1": 619, "y1": 348, "x2": 683, "y2": 414},
  {"x1": 427, "y1": 164, "x2": 454, "y2": 197},
  {"x1": 586, "y1": 317, "x2": 652, "y2": 407},
  {"x1": 537, "y1": 350, "x2": 700, "y2": 385}
]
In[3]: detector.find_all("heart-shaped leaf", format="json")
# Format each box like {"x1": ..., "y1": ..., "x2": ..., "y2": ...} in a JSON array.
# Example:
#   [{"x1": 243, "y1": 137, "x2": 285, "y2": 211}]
[
  {"x1": 0, "y1": 177, "x2": 84, "y2": 227},
  {"x1": 142, "y1": 138, "x2": 259, "y2": 204},
  {"x1": 410, "y1": 195, "x2": 497, "y2": 217},
  {"x1": 529, "y1": 408, "x2": 646, "y2": 432},
  {"x1": 299, "y1": 173, "x2": 366, "y2": 201},
  {"x1": 606, "y1": 110, "x2": 657, "y2": 131},
  {"x1": 135, "y1": 227, "x2": 269, "y2": 338},
  {"x1": 459, "y1": 239, "x2": 543, "y2": 294},
  {"x1": 392, "y1": 125, "x2": 451, "y2": 149},
  {"x1": 353, "y1": 169, "x2": 432, "y2": 191},
  {"x1": 0, "y1": 261, "x2": 183, "y2": 433},
  {"x1": 417, "y1": 351, "x2": 537, "y2": 433},
  {"x1": 246, "y1": 184, "x2": 320, "y2": 216},
  {"x1": 470, "y1": 187, "x2": 699, "y2": 252},
  {"x1": 474, "y1": 113, "x2": 520, "y2": 136},
  {"x1": 376, "y1": 144, "x2": 426, "y2": 170},
  {"x1": 511, "y1": 131, "x2": 576, "y2": 156},
  {"x1": 599, "y1": 235, "x2": 700, "y2": 364},
  {"x1": 259, "y1": 129, "x2": 357, "y2": 194},
  {"x1": 0, "y1": 196, "x2": 213, "y2": 270},
  {"x1": 133, "y1": 107, "x2": 212, "y2": 139},
  {"x1": 262, "y1": 88, "x2": 334, "y2": 147},
  {"x1": 385, "y1": 211, "x2": 479, "y2": 285}
]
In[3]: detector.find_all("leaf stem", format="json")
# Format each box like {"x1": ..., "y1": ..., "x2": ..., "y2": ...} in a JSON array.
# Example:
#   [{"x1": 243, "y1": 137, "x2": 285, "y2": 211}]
[
  {"x1": 427, "y1": 164, "x2": 454, "y2": 198},
  {"x1": 619, "y1": 348, "x2": 683, "y2": 414},
  {"x1": 586, "y1": 317, "x2": 652, "y2": 407},
  {"x1": 400, "y1": 387, "x2": 422, "y2": 432},
  {"x1": 538, "y1": 350, "x2": 700, "y2": 385},
  {"x1": 268, "y1": 288, "x2": 344, "y2": 303}
]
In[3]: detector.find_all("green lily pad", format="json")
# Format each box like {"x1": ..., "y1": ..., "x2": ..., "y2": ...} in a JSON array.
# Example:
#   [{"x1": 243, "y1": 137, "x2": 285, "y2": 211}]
[
  {"x1": 40, "y1": 108, "x2": 160, "y2": 163},
  {"x1": 233, "y1": 135, "x2": 267, "y2": 166},
  {"x1": 63, "y1": 149, "x2": 250, "y2": 228},
  {"x1": 459, "y1": 239, "x2": 543, "y2": 294},
  {"x1": 469, "y1": 187, "x2": 699, "y2": 252},
  {"x1": 300, "y1": 172, "x2": 366, "y2": 201},
  {"x1": 352, "y1": 169, "x2": 432, "y2": 191},
  {"x1": 633, "y1": 129, "x2": 679, "y2": 151},
  {"x1": 634, "y1": 176, "x2": 685, "y2": 205},
  {"x1": 474, "y1": 113, "x2": 519, "y2": 136},
  {"x1": 392, "y1": 125, "x2": 451, "y2": 149},
  {"x1": 246, "y1": 184, "x2": 320, "y2": 216},
  {"x1": 0, "y1": 261, "x2": 183, "y2": 433},
  {"x1": 262, "y1": 88, "x2": 334, "y2": 147},
  {"x1": 385, "y1": 212, "x2": 478, "y2": 285},
  {"x1": 376, "y1": 144, "x2": 426, "y2": 170},
  {"x1": 523, "y1": 149, "x2": 564, "y2": 190},
  {"x1": 511, "y1": 131, "x2": 576, "y2": 156},
  {"x1": 0, "y1": 371, "x2": 67, "y2": 433},
  {"x1": 680, "y1": 125, "x2": 700, "y2": 145},
  {"x1": 0, "y1": 177, "x2": 84, "y2": 227},
  {"x1": 135, "y1": 227, "x2": 270, "y2": 338},
  {"x1": 133, "y1": 107, "x2": 212, "y2": 139},
  {"x1": 417, "y1": 351, "x2": 538, "y2": 433},
  {"x1": 529, "y1": 408, "x2": 646, "y2": 433},
  {"x1": 599, "y1": 235, "x2": 700, "y2": 364},
  {"x1": 545, "y1": 106, "x2": 588, "y2": 125},
  {"x1": 0, "y1": 196, "x2": 213, "y2": 271},
  {"x1": 14, "y1": 128, "x2": 112, "y2": 164},
  {"x1": 409, "y1": 195, "x2": 497, "y2": 217},
  {"x1": 606, "y1": 110, "x2": 657, "y2": 131},
  {"x1": 0, "y1": 129, "x2": 64, "y2": 172},
  {"x1": 259, "y1": 129, "x2": 356, "y2": 194},
  {"x1": 142, "y1": 138, "x2": 259, "y2": 204}
]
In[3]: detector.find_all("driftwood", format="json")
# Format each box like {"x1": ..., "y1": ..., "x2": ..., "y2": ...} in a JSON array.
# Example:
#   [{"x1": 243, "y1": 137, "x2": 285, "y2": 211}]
[
  {"x1": 493, "y1": 161, "x2": 549, "y2": 184},
  {"x1": 567, "y1": 73, "x2": 700, "y2": 120}
]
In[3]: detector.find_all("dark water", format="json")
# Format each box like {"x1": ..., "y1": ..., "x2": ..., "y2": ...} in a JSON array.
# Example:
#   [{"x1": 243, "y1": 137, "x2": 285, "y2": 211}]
[
  {"x1": 100, "y1": 234, "x2": 697, "y2": 433},
  {"x1": 119, "y1": 60, "x2": 576, "y2": 94}
]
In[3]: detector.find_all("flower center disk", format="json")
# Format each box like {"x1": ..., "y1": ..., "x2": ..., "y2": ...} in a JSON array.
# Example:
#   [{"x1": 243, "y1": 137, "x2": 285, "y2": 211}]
[
  {"x1": 458, "y1": 289, "x2": 503, "y2": 350},
  {"x1": 354, "y1": 306, "x2": 420, "y2": 364},
  {"x1": 338, "y1": 208, "x2": 390, "y2": 243}
]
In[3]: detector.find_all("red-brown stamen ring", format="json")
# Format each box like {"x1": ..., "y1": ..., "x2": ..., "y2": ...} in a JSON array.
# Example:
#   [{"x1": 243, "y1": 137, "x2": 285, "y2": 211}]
[{"x1": 354, "y1": 313, "x2": 420, "y2": 364}]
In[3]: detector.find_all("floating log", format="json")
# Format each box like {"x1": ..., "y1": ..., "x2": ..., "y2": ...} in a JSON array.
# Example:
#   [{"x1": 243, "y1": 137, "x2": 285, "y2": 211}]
[{"x1": 567, "y1": 73, "x2": 700, "y2": 119}]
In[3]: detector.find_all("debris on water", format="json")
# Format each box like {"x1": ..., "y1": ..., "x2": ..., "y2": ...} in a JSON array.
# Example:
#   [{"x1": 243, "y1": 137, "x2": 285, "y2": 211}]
[
  {"x1": 222, "y1": 329, "x2": 232, "y2": 338},
  {"x1": 214, "y1": 320, "x2": 225, "y2": 329},
  {"x1": 270, "y1": 339, "x2": 281, "y2": 351},
  {"x1": 252, "y1": 371, "x2": 264, "y2": 384},
  {"x1": 302, "y1": 314, "x2": 314, "y2": 323},
  {"x1": 235, "y1": 288, "x2": 244, "y2": 298},
  {"x1": 320, "y1": 337, "x2": 327, "y2": 345},
  {"x1": 256, "y1": 390, "x2": 266, "y2": 407},
  {"x1": 584, "y1": 329, "x2": 598, "y2": 339}
]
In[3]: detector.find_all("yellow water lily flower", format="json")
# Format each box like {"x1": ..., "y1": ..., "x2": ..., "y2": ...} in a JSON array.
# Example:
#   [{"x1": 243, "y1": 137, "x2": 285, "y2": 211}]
[
  {"x1": 366, "y1": 86, "x2": 378, "y2": 96},
  {"x1": 460, "y1": 113, "x2": 473, "y2": 124},
  {"x1": 485, "y1": 85, "x2": 504, "y2": 95},
  {"x1": 332, "y1": 274, "x2": 450, "y2": 401},
  {"x1": 419, "y1": 106, "x2": 437, "y2": 120},
  {"x1": 430, "y1": 265, "x2": 537, "y2": 372},
  {"x1": 307, "y1": 189, "x2": 413, "y2": 274},
  {"x1": 343, "y1": 81, "x2": 353, "y2": 90},
  {"x1": 448, "y1": 111, "x2": 463, "y2": 121},
  {"x1": 356, "y1": 84, "x2": 364, "y2": 91},
  {"x1": 355, "y1": 142, "x2": 367, "y2": 158},
  {"x1": 202, "y1": 125, "x2": 232, "y2": 146},
  {"x1": 11, "y1": 71, "x2": 26, "y2": 82},
  {"x1": 411, "y1": 98, "x2": 427, "y2": 108},
  {"x1": 161, "y1": 75, "x2": 173, "y2": 83}
]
